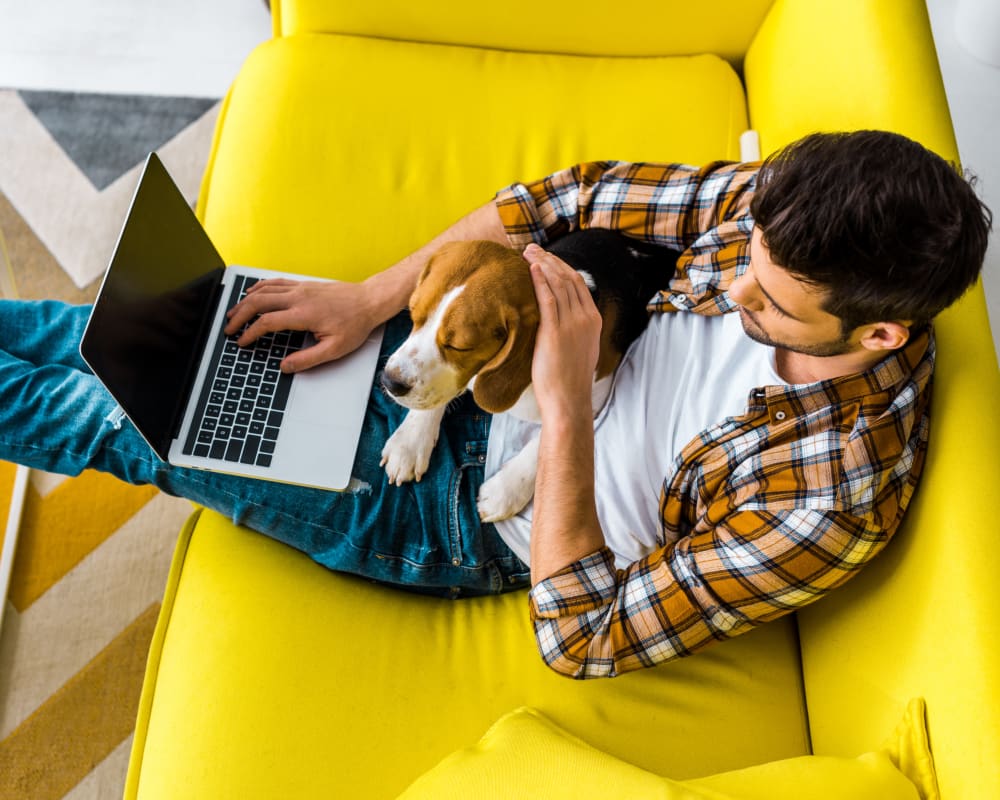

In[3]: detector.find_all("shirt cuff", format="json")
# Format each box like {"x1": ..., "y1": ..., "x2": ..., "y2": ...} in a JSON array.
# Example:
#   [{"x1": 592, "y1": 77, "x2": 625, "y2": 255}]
[
  {"x1": 529, "y1": 547, "x2": 618, "y2": 619},
  {"x1": 494, "y1": 182, "x2": 559, "y2": 249}
]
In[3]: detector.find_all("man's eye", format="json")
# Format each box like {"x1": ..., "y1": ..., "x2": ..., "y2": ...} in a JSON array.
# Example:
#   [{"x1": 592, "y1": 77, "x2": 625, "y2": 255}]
[{"x1": 768, "y1": 299, "x2": 789, "y2": 319}]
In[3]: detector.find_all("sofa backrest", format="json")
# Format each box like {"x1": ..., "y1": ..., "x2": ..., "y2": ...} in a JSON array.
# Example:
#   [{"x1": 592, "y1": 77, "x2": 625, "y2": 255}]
[{"x1": 270, "y1": 0, "x2": 776, "y2": 65}]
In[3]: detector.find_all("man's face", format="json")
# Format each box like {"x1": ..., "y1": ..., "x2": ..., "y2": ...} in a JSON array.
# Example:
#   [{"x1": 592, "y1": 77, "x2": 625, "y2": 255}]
[{"x1": 729, "y1": 228, "x2": 858, "y2": 358}]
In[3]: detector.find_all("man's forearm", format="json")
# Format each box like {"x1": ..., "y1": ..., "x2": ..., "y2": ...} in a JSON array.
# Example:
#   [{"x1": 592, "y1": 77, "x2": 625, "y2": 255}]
[
  {"x1": 361, "y1": 200, "x2": 508, "y2": 323},
  {"x1": 530, "y1": 411, "x2": 605, "y2": 585}
]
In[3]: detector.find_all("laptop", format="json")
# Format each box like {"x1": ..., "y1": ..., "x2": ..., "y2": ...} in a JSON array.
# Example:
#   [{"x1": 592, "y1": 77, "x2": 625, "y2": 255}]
[{"x1": 80, "y1": 153, "x2": 384, "y2": 491}]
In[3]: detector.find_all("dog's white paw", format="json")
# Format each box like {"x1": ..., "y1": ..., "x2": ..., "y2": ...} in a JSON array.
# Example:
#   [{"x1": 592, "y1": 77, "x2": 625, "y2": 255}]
[
  {"x1": 380, "y1": 409, "x2": 443, "y2": 485},
  {"x1": 477, "y1": 469, "x2": 535, "y2": 522}
]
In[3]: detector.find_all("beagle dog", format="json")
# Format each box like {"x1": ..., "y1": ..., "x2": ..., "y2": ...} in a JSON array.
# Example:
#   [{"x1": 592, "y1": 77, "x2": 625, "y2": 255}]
[{"x1": 379, "y1": 229, "x2": 678, "y2": 521}]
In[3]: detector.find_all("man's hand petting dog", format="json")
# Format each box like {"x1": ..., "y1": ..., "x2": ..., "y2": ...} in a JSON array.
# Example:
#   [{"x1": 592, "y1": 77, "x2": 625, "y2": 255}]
[{"x1": 524, "y1": 243, "x2": 602, "y2": 422}]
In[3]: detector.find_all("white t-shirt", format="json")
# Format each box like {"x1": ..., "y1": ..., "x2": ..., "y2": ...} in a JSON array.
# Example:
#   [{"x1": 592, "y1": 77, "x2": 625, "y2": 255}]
[{"x1": 485, "y1": 310, "x2": 786, "y2": 567}]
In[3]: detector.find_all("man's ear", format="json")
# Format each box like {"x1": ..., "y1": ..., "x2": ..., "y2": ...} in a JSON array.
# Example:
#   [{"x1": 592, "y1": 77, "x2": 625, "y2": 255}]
[
  {"x1": 857, "y1": 321, "x2": 911, "y2": 352},
  {"x1": 472, "y1": 305, "x2": 538, "y2": 413}
]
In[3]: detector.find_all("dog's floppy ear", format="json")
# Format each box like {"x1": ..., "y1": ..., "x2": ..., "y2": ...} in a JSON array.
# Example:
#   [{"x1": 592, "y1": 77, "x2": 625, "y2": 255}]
[{"x1": 472, "y1": 304, "x2": 538, "y2": 413}]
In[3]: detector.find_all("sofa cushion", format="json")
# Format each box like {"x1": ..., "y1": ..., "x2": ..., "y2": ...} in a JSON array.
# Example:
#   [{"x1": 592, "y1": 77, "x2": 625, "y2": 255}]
[
  {"x1": 198, "y1": 34, "x2": 749, "y2": 281},
  {"x1": 397, "y1": 706, "x2": 929, "y2": 800},
  {"x1": 126, "y1": 509, "x2": 809, "y2": 799}
]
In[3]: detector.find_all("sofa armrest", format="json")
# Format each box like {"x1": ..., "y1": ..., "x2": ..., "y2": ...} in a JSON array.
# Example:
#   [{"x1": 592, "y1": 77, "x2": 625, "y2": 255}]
[{"x1": 744, "y1": 0, "x2": 959, "y2": 157}]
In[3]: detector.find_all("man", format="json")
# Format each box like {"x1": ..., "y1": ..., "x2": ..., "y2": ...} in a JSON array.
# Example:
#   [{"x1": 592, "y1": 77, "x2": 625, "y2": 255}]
[{"x1": 0, "y1": 130, "x2": 990, "y2": 678}]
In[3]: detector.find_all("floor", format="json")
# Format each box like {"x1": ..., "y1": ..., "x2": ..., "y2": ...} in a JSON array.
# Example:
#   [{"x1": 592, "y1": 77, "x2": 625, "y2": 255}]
[{"x1": 0, "y1": 0, "x2": 997, "y2": 350}]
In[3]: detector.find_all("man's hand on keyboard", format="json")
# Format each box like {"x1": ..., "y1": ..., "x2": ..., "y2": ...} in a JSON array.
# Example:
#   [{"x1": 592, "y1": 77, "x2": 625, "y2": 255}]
[{"x1": 225, "y1": 279, "x2": 379, "y2": 373}]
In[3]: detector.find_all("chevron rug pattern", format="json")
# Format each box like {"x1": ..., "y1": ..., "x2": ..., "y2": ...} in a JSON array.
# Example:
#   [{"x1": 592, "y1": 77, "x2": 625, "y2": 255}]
[{"x1": 0, "y1": 88, "x2": 220, "y2": 799}]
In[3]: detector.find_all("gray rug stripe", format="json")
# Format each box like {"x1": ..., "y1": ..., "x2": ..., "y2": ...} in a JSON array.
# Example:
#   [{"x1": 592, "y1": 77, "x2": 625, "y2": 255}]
[{"x1": 18, "y1": 90, "x2": 218, "y2": 190}]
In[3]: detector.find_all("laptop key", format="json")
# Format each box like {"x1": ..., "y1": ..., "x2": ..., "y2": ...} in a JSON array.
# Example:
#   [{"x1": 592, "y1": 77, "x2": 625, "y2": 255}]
[
  {"x1": 225, "y1": 439, "x2": 243, "y2": 462},
  {"x1": 240, "y1": 436, "x2": 261, "y2": 464},
  {"x1": 272, "y1": 373, "x2": 293, "y2": 411}
]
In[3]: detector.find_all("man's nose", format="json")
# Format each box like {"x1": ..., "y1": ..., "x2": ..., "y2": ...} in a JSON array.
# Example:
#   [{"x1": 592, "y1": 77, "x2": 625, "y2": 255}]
[{"x1": 729, "y1": 271, "x2": 762, "y2": 311}]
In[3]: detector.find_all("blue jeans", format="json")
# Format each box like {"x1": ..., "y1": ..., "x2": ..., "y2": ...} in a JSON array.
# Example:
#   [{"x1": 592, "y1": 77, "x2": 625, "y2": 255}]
[{"x1": 0, "y1": 299, "x2": 529, "y2": 597}]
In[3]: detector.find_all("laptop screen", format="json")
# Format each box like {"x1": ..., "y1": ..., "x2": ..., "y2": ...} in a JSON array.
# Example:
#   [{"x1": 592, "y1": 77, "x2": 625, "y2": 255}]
[{"x1": 80, "y1": 153, "x2": 225, "y2": 460}]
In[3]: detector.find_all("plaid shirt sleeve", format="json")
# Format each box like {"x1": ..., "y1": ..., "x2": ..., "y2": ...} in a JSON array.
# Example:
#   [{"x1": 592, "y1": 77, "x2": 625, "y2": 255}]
[
  {"x1": 530, "y1": 509, "x2": 892, "y2": 679},
  {"x1": 495, "y1": 160, "x2": 759, "y2": 315}
]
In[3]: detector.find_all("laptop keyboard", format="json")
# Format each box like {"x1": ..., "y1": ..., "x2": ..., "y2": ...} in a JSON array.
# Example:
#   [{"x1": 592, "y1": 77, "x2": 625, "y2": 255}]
[{"x1": 181, "y1": 275, "x2": 305, "y2": 468}]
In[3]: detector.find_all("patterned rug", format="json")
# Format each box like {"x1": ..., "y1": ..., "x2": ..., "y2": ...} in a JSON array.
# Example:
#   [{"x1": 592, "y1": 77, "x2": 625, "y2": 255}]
[{"x1": 0, "y1": 88, "x2": 220, "y2": 799}]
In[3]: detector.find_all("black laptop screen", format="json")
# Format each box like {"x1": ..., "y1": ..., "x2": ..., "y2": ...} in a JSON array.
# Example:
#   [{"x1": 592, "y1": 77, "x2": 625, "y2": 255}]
[{"x1": 80, "y1": 154, "x2": 225, "y2": 460}]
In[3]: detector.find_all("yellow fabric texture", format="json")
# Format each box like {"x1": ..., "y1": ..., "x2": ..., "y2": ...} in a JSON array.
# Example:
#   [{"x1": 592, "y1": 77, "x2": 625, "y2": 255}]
[
  {"x1": 127, "y1": 511, "x2": 809, "y2": 799},
  {"x1": 744, "y1": 0, "x2": 958, "y2": 159},
  {"x1": 197, "y1": 34, "x2": 748, "y2": 278},
  {"x1": 274, "y1": 0, "x2": 775, "y2": 64},
  {"x1": 397, "y1": 704, "x2": 933, "y2": 800}
]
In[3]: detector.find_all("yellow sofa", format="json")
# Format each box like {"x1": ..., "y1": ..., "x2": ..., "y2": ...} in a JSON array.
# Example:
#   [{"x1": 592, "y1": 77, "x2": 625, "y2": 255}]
[{"x1": 124, "y1": 1, "x2": 1000, "y2": 797}]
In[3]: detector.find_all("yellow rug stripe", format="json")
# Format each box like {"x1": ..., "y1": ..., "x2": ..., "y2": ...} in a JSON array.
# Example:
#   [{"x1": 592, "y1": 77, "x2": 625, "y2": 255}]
[
  {"x1": 0, "y1": 461, "x2": 15, "y2": 555},
  {"x1": 8, "y1": 472, "x2": 158, "y2": 612},
  {"x1": 0, "y1": 603, "x2": 160, "y2": 799}
]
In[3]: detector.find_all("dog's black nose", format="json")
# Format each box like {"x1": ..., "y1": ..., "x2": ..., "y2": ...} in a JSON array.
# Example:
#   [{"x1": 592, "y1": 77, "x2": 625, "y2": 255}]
[{"x1": 380, "y1": 371, "x2": 411, "y2": 397}]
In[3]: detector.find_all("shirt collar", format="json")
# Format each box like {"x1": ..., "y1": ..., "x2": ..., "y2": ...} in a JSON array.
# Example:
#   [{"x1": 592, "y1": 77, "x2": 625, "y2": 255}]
[{"x1": 751, "y1": 327, "x2": 934, "y2": 417}]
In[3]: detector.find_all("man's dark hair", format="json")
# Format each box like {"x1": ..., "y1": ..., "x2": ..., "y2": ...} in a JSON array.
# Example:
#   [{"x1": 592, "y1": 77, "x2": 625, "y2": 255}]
[{"x1": 749, "y1": 130, "x2": 992, "y2": 332}]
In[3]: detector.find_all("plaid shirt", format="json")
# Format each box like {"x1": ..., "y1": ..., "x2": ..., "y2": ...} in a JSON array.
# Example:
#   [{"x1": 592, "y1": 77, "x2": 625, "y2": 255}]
[{"x1": 495, "y1": 160, "x2": 934, "y2": 678}]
